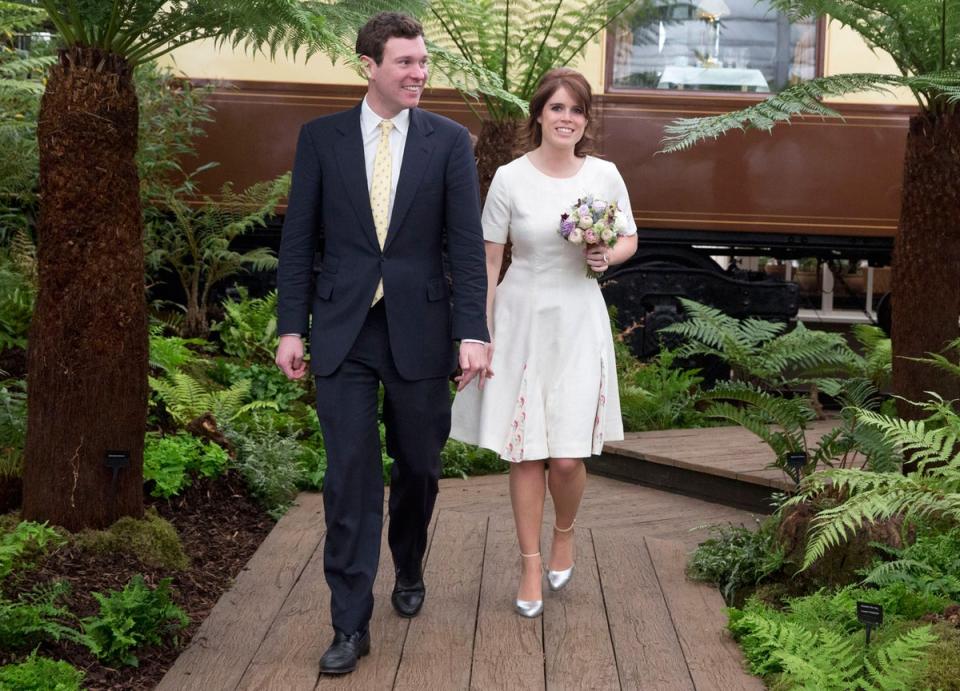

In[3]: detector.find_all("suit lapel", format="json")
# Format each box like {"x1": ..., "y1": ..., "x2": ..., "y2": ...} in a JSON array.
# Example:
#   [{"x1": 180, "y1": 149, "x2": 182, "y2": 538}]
[
  {"x1": 384, "y1": 108, "x2": 434, "y2": 253},
  {"x1": 333, "y1": 104, "x2": 380, "y2": 253}
]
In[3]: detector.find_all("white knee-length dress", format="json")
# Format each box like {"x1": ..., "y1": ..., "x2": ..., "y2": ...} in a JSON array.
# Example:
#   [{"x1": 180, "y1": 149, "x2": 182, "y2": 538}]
[{"x1": 450, "y1": 154, "x2": 637, "y2": 462}]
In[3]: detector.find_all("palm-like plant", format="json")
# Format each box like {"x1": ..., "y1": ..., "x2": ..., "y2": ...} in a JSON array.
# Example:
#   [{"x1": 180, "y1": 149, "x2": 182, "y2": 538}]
[
  {"x1": 148, "y1": 174, "x2": 289, "y2": 338},
  {"x1": 18, "y1": 0, "x2": 508, "y2": 531},
  {"x1": 658, "y1": 1, "x2": 960, "y2": 415},
  {"x1": 426, "y1": 0, "x2": 660, "y2": 195}
]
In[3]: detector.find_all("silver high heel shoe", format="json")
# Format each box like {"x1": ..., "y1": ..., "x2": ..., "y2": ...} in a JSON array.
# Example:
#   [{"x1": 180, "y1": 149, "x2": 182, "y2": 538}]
[
  {"x1": 547, "y1": 523, "x2": 575, "y2": 592},
  {"x1": 515, "y1": 551, "x2": 543, "y2": 618}
]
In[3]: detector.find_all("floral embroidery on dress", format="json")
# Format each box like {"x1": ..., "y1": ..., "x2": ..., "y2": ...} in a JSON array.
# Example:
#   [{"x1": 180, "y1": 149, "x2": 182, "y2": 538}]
[
  {"x1": 592, "y1": 354, "x2": 608, "y2": 455},
  {"x1": 502, "y1": 364, "x2": 529, "y2": 462}
]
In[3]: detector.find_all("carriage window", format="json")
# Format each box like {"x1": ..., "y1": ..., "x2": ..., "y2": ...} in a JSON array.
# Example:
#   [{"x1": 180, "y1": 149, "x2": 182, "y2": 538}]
[{"x1": 609, "y1": 0, "x2": 817, "y2": 93}]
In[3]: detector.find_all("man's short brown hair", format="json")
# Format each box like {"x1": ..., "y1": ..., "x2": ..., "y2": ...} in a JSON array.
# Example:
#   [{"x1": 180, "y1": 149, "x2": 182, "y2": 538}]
[{"x1": 356, "y1": 12, "x2": 424, "y2": 66}]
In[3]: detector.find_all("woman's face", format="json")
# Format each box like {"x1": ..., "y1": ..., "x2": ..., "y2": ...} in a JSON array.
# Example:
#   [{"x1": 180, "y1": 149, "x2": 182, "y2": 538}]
[{"x1": 536, "y1": 85, "x2": 587, "y2": 152}]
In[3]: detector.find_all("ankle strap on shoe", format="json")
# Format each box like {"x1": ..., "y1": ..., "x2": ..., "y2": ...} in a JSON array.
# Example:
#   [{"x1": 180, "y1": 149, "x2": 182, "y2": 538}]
[
  {"x1": 520, "y1": 551, "x2": 541, "y2": 558},
  {"x1": 554, "y1": 522, "x2": 575, "y2": 533}
]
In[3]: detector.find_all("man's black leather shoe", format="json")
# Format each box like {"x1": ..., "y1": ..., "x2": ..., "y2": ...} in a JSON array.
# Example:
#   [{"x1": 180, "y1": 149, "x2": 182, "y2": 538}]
[
  {"x1": 391, "y1": 577, "x2": 426, "y2": 618},
  {"x1": 319, "y1": 629, "x2": 370, "y2": 675}
]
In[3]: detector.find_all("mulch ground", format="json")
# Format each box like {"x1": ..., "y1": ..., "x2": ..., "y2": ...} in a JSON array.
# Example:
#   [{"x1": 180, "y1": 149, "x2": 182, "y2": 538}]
[{"x1": 1, "y1": 471, "x2": 274, "y2": 690}]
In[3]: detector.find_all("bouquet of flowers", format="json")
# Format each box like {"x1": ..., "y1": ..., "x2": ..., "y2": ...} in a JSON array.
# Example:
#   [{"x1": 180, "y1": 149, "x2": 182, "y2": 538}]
[{"x1": 558, "y1": 194, "x2": 629, "y2": 278}]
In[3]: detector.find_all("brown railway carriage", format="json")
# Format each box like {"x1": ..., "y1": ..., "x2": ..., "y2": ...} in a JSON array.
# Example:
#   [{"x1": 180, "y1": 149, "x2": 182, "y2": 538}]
[{"x1": 191, "y1": 79, "x2": 909, "y2": 354}]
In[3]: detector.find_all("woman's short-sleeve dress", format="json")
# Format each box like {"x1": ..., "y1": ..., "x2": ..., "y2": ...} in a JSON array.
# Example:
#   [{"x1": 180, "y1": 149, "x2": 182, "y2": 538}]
[{"x1": 450, "y1": 154, "x2": 638, "y2": 462}]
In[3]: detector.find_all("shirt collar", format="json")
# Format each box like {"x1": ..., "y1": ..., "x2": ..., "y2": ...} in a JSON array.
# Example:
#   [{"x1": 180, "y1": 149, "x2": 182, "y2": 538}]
[{"x1": 361, "y1": 96, "x2": 410, "y2": 138}]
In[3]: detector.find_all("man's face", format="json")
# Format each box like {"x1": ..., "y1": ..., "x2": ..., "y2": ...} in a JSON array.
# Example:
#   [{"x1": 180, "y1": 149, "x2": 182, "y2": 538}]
[{"x1": 363, "y1": 36, "x2": 429, "y2": 118}]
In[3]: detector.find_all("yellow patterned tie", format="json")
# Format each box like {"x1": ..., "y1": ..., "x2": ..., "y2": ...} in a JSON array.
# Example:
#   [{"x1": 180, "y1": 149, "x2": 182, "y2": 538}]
[{"x1": 370, "y1": 119, "x2": 393, "y2": 306}]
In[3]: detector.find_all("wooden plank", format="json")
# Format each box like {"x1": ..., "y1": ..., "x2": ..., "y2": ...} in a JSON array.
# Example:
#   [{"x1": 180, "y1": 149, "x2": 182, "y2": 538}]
[
  {"x1": 237, "y1": 544, "x2": 329, "y2": 691},
  {"x1": 469, "y1": 517, "x2": 545, "y2": 690},
  {"x1": 543, "y1": 527, "x2": 619, "y2": 690},
  {"x1": 645, "y1": 538, "x2": 764, "y2": 691},
  {"x1": 592, "y1": 529, "x2": 693, "y2": 690},
  {"x1": 393, "y1": 512, "x2": 487, "y2": 691},
  {"x1": 157, "y1": 492, "x2": 326, "y2": 691}
]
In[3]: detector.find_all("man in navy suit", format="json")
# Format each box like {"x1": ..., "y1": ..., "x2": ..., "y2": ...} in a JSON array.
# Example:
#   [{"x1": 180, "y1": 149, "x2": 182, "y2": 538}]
[{"x1": 275, "y1": 12, "x2": 490, "y2": 675}]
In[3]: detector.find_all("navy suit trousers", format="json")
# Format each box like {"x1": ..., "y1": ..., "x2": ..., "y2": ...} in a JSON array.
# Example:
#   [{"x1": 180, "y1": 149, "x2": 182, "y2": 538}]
[{"x1": 315, "y1": 301, "x2": 449, "y2": 635}]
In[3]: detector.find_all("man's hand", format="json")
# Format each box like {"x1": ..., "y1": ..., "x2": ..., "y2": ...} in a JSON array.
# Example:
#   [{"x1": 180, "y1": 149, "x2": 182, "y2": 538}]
[
  {"x1": 275, "y1": 335, "x2": 307, "y2": 380},
  {"x1": 456, "y1": 341, "x2": 492, "y2": 391}
]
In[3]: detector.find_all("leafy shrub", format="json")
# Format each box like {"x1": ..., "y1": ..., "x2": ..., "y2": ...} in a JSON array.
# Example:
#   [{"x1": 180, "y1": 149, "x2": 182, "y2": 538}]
[
  {"x1": 0, "y1": 581, "x2": 86, "y2": 650},
  {"x1": 0, "y1": 246, "x2": 35, "y2": 352},
  {"x1": 619, "y1": 348, "x2": 706, "y2": 432},
  {"x1": 213, "y1": 288, "x2": 279, "y2": 362},
  {"x1": 0, "y1": 650, "x2": 85, "y2": 691},
  {"x1": 0, "y1": 379, "x2": 27, "y2": 478},
  {"x1": 74, "y1": 509, "x2": 189, "y2": 571},
  {"x1": 441, "y1": 439, "x2": 505, "y2": 478},
  {"x1": 143, "y1": 432, "x2": 229, "y2": 498},
  {"x1": 83, "y1": 575, "x2": 189, "y2": 667},
  {"x1": 0, "y1": 520, "x2": 65, "y2": 581},
  {"x1": 297, "y1": 442, "x2": 327, "y2": 492},
  {"x1": 687, "y1": 520, "x2": 784, "y2": 605},
  {"x1": 229, "y1": 421, "x2": 309, "y2": 518}
]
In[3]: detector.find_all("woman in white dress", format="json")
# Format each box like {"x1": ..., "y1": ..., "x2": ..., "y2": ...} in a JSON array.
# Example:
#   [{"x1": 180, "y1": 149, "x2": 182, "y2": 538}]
[{"x1": 451, "y1": 68, "x2": 638, "y2": 617}]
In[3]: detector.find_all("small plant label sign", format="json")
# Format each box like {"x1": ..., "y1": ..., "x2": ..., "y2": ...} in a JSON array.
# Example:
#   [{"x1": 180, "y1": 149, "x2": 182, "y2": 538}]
[
  {"x1": 857, "y1": 601, "x2": 883, "y2": 646},
  {"x1": 785, "y1": 451, "x2": 807, "y2": 483}
]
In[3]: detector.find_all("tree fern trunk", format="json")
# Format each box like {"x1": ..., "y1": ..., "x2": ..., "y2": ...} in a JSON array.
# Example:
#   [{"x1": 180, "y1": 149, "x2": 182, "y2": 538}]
[
  {"x1": 892, "y1": 111, "x2": 960, "y2": 417},
  {"x1": 22, "y1": 47, "x2": 147, "y2": 530},
  {"x1": 475, "y1": 118, "x2": 523, "y2": 279}
]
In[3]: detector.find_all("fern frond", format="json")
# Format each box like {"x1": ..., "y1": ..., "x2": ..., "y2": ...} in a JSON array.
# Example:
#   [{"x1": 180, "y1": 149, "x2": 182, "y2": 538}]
[
  {"x1": 860, "y1": 626, "x2": 935, "y2": 691},
  {"x1": 660, "y1": 73, "x2": 960, "y2": 153}
]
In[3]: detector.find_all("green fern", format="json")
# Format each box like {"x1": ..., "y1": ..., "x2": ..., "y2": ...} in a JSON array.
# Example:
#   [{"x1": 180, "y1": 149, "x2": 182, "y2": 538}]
[
  {"x1": 149, "y1": 370, "x2": 278, "y2": 425},
  {"x1": 660, "y1": 298, "x2": 858, "y2": 386},
  {"x1": 903, "y1": 338, "x2": 960, "y2": 381},
  {"x1": 731, "y1": 605, "x2": 935, "y2": 690},
  {"x1": 147, "y1": 325, "x2": 207, "y2": 374},
  {"x1": 863, "y1": 526, "x2": 960, "y2": 601},
  {"x1": 699, "y1": 381, "x2": 874, "y2": 481}
]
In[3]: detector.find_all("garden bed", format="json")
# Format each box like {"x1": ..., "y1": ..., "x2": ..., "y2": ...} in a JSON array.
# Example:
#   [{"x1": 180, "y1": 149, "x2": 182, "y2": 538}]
[{"x1": 0, "y1": 471, "x2": 272, "y2": 690}]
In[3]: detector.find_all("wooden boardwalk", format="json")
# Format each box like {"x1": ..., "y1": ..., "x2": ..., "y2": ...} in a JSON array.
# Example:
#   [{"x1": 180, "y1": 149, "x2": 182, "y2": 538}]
[
  {"x1": 596, "y1": 420, "x2": 838, "y2": 511},
  {"x1": 158, "y1": 473, "x2": 764, "y2": 691}
]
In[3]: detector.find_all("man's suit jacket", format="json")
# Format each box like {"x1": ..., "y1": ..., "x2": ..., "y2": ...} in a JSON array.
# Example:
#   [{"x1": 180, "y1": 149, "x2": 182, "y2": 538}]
[{"x1": 277, "y1": 103, "x2": 489, "y2": 380}]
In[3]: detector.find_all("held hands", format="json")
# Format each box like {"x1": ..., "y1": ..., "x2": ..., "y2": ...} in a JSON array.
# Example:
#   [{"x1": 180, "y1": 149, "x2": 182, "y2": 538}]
[
  {"x1": 584, "y1": 244, "x2": 611, "y2": 274},
  {"x1": 275, "y1": 335, "x2": 307, "y2": 380},
  {"x1": 456, "y1": 341, "x2": 494, "y2": 391}
]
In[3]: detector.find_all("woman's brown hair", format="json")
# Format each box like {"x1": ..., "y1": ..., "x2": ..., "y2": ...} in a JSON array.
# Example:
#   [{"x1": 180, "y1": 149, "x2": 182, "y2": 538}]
[{"x1": 526, "y1": 68, "x2": 596, "y2": 157}]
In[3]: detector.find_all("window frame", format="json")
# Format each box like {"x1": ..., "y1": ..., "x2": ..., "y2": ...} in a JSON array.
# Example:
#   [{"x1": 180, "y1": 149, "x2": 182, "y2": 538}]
[{"x1": 603, "y1": 9, "x2": 827, "y2": 98}]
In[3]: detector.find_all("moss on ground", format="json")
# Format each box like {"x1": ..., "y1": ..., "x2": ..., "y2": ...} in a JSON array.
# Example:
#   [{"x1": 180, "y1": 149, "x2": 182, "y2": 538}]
[
  {"x1": 919, "y1": 622, "x2": 960, "y2": 691},
  {"x1": 74, "y1": 508, "x2": 188, "y2": 570}
]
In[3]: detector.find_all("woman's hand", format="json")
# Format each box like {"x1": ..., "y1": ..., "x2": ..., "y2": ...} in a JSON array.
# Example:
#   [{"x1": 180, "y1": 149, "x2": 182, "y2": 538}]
[{"x1": 584, "y1": 244, "x2": 610, "y2": 274}]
